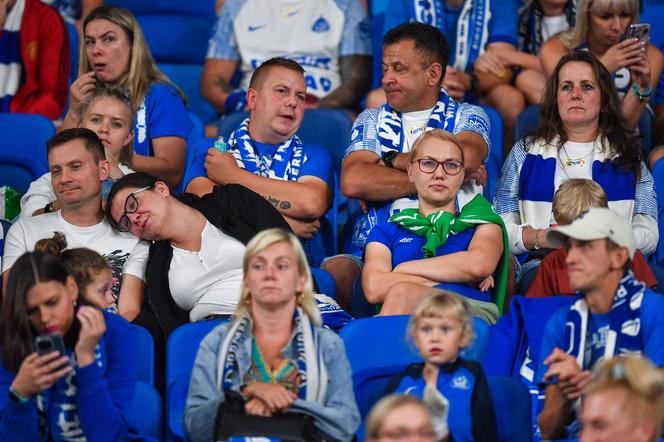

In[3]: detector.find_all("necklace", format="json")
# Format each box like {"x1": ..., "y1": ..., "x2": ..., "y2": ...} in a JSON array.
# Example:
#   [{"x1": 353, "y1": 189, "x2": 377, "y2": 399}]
[{"x1": 558, "y1": 142, "x2": 595, "y2": 170}]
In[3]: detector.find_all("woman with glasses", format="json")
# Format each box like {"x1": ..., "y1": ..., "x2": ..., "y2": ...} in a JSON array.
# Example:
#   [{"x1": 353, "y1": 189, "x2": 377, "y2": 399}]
[
  {"x1": 494, "y1": 51, "x2": 657, "y2": 292},
  {"x1": 362, "y1": 129, "x2": 508, "y2": 321},
  {"x1": 105, "y1": 172, "x2": 290, "y2": 343}
]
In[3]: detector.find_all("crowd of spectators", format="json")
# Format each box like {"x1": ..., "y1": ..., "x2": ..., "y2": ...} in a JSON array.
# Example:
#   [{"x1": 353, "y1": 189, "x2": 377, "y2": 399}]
[{"x1": 0, "y1": 0, "x2": 664, "y2": 440}]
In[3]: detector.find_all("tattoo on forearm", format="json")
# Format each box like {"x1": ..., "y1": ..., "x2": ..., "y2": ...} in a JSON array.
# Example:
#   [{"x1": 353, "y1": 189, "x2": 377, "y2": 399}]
[
  {"x1": 279, "y1": 201, "x2": 291, "y2": 209},
  {"x1": 262, "y1": 194, "x2": 292, "y2": 210}
]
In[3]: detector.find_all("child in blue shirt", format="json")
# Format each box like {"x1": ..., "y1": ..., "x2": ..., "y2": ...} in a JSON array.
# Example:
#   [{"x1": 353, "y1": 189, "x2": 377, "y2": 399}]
[{"x1": 388, "y1": 291, "x2": 497, "y2": 442}]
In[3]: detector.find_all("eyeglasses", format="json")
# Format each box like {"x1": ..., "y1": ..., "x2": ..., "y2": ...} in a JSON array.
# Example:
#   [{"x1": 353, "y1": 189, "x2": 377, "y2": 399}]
[
  {"x1": 414, "y1": 158, "x2": 464, "y2": 175},
  {"x1": 117, "y1": 186, "x2": 151, "y2": 232}
]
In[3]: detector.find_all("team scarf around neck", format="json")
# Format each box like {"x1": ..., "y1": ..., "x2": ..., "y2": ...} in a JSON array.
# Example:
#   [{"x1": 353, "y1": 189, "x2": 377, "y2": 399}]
[
  {"x1": 565, "y1": 271, "x2": 645, "y2": 369},
  {"x1": 377, "y1": 91, "x2": 459, "y2": 155},
  {"x1": 216, "y1": 307, "x2": 328, "y2": 403},
  {"x1": 389, "y1": 194, "x2": 510, "y2": 313},
  {"x1": 227, "y1": 117, "x2": 304, "y2": 181},
  {"x1": 517, "y1": 0, "x2": 576, "y2": 54},
  {"x1": 414, "y1": 0, "x2": 490, "y2": 72}
]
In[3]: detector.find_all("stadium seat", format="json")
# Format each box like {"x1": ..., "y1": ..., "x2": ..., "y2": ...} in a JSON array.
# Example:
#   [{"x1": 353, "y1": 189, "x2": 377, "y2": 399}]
[
  {"x1": 0, "y1": 114, "x2": 54, "y2": 193},
  {"x1": 66, "y1": 22, "x2": 79, "y2": 85},
  {"x1": 166, "y1": 320, "x2": 225, "y2": 441},
  {"x1": 129, "y1": 381, "x2": 163, "y2": 440},
  {"x1": 176, "y1": 112, "x2": 207, "y2": 193},
  {"x1": 340, "y1": 315, "x2": 490, "y2": 419},
  {"x1": 487, "y1": 376, "x2": 532, "y2": 442},
  {"x1": 651, "y1": 158, "x2": 664, "y2": 264},
  {"x1": 370, "y1": 14, "x2": 385, "y2": 89},
  {"x1": 137, "y1": 15, "x2": 211, "y2": 64},
  {"x1": 107, "y1": 0, "x2": 218, "y2": 24},
  {"x1": 132, "y1": 324, "x2": 155, "y2": 386},
  {"x1": 515, "y1": 105, "x2": 541, "y2": 142},
  {"x1": 160, "y1": 63, "x2": 219, "y2": 125},
  {"x1": 311, "y1": 267, "x2": 337, "y2": 299},
  {"x1": 480, "y1": 106, "x2": 504, "y2": 202}
]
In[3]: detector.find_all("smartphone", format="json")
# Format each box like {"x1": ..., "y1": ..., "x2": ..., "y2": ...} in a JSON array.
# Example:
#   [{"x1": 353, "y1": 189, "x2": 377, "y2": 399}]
[
  {"x1": 34, "y1": 334, "x2": 66, "y2": 356},
  {"x1": 625, "y1": 23, "x2": 651, "y2": 45}
]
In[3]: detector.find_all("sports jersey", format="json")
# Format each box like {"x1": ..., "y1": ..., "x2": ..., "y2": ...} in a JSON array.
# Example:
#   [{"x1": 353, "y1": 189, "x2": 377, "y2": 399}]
[{"x1": 206, "y1": 0, "x2": 371, "y2": 98}]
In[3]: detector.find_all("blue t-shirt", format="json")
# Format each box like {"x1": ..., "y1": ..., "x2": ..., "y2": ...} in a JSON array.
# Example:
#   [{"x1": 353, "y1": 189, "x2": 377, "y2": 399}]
[
  {"x1": 367, "y1": 221, "x2": 490, "y2": 302},
  {"x1": 383, "y1": 0, "x2": 518, "y2": 71},
  {"x1": 133, "y1": 82, "x2": 192, "y2": 157},
  {"x1": 535, "y1": 289, "x2": 664, "y2": 386}
]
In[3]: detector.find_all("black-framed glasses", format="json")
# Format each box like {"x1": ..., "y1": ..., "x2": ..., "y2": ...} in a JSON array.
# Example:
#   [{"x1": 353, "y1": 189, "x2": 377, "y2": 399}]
[
  {"x1": 117, "y1": 186, "x2": 151, "y2": 232},
  {"x1": 414, "y1": 158, "x2": 464, "y2": 175}
]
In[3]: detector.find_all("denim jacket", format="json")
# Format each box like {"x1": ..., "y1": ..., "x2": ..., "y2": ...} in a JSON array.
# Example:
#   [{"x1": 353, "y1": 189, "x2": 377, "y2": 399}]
[{"x1": 184, "y1": 319, "x2": 360, "y2": 442}]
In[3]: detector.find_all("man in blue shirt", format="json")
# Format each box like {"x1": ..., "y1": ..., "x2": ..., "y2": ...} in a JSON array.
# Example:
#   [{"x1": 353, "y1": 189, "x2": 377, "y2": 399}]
[
  {"x1": 536, "y1": 208, "x2": 664, "y2": 440},
  {"x1": 186, "y1": 58, "x2": 334, "y2": 266}
]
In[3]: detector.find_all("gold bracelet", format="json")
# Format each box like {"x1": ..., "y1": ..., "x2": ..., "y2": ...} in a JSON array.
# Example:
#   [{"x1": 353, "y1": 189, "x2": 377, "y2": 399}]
[{"x1": 533, "y1": 229, "x2": 542, "y2": 250}]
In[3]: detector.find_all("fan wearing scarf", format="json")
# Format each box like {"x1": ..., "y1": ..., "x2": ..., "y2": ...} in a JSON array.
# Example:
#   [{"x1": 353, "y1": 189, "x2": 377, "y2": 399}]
[
  {"x1": 0, "y1": 250, "x2": 141, "y2": 440},
  {"x1": 186, "y1": 58, "x2": 334, "y2": 267},
  {"x1": 326, "y1": 22, "x2": 491, "y2": 309},
  {"x1": 184, "y1": 229, "x2": 360, "y2": 442},
  {"x1": 362, "y1": 130, "x2": 508, "y2": 322},
  {"x1": 535, "y1": 208, "x2": 664, "y2": 440}
]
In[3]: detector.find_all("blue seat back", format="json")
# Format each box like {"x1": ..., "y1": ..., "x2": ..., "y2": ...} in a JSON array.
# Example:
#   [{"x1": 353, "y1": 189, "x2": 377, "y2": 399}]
[
  {"x1": 129, "y1": 381, "x2": 163, "y2": 440},
  {"x1": 481, "y1": 105, "x2": 504, "y2": 203},
  {"x1": 160, "y1": 63, "x2": 219, "y2": 125},
  {"x1": 488, "y1": 376, "x2": 532, "y2": 442},
  {"x1": 340, "y1": 315, "x2": 489, "y2": 418},
  {"x1": 515, "y1": 105, "x2": 541, "y2": 142},
  {"x1": 370, "y1": 14, "x2": 385, "y2": 89},
  {"x1": 311, "y1": 267, "x2": 337, "y2": 299},
  {"x1": 132, "y1": 325, "x2": 155, "y2": 386},
  {"x1": 0, "y1": 114, "x2": 54, "y2": 193},
  {"x1": 138, "y1": 15, "x2": 211, "y2": 64},
  {"x1": 66, "y1": 22, "x2": 79, "y2": 85},
  {"x1": 108, "y1": 0, "x2": 217, "y2": 24},
  {"x1": 651, "y1": 158, "x2": 664, "y2": 264},
  {"x1": 166, "y1": 320, "x2": 225, "y2": 441}
]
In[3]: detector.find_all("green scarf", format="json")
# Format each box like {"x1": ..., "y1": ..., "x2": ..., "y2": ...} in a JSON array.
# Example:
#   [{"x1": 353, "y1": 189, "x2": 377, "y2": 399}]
[{"x1": 389, "y1": 194, "x2": 510, "y2": 314}]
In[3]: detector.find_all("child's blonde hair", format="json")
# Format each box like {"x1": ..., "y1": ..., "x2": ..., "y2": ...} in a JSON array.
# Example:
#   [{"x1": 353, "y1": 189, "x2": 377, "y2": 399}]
[
  {"x1": 408, "y1": 291, "x2": 474, "y2": 347},
  {"x1": 552, "y1": 178, "x2": 608, "y2": 226}
]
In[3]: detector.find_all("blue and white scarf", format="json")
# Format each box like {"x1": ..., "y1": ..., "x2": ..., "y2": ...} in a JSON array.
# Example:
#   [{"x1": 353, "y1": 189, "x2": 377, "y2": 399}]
[
  {"x1": 414, "y1": 0, "x2": 491, "y2": 72},
  {"x1": 0, "y1": 0, "x2": 24, "y2": 112},
  {"x1": 217, "y1": 308, "x2": 328, "y2": 403},
  {"x1": 518, "y1": 136, "x2": 636, "y2": 229},
  {"x1": 377, "y1": 91, "x2": 460, "y2": 156},
  {"x1": 227, "y1": 118, "x2": 304, "y2": 181},
  {"x1": 565, "y1": 272, "x2": 644, "y2": 369}
]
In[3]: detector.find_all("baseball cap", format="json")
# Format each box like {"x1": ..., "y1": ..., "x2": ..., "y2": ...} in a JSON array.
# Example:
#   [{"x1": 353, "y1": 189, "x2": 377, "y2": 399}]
[{"x1": 546, "y1": 207, "x2": 636, "y2": 258}]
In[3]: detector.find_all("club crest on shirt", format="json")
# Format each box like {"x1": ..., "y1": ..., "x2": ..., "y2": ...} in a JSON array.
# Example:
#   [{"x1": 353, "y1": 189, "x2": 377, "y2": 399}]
[
  {"x1": 399, "y1": 237, "x2": 414, "y2": 244},
  {"x1": 563, "y1": 158, "x2": 586, "y2": 168},
  {"x1": 451, "y1": 374, "x2": 470, "y2": 390},
  {"x1": 312, "y1": 16, "x2": 330, "y2": 32}
]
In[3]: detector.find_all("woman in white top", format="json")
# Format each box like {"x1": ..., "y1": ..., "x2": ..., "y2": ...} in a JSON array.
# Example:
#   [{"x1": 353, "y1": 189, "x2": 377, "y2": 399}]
[
  {"x1": 20, "y1": 87, "x2": 135, "y2": 218},
  {"x1": 495, "y1": 51, "x2": 657, "y2": 257}
]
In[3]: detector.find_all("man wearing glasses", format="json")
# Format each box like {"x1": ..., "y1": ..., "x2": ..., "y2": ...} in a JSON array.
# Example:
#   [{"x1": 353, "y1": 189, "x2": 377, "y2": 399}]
[
  {"x1": 1, "y1": 128, "x2": 148, "y2": 322},
  {"x1": 323, "y1": 22, "x2": 491, "y2": 308}
]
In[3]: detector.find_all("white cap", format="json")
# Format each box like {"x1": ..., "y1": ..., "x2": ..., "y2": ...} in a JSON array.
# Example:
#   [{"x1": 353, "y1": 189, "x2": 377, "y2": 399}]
[{"x1": 546, "y1": 208, "x2": 636, "y2": 259}]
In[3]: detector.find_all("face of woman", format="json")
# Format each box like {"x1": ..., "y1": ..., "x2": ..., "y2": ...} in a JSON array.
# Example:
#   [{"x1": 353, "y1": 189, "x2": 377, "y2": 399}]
[
  {"x1": 84, "y1": 19, "x2": 132, "y2": 84},
  {"x1": 244, "y1": 241, "x2": 307, "y2": 311},
  {"x1": 25, "y1": 278, "x2": 78, "y2": 336},
  {"x1": 109, "y1": 184, "x2": 167, "y2": 241},
  {"x1": 588, "y1": 7, "x2": 633, "y2": 47},
  {"x1": 557, "y1": 61, "x2": 601, "y2": 131},
  {"x1": 370, "y1": 403, "x2": 436, "y2": 442},
  {"x1": 407, "y1": 137, "x2": 464, "y2": 208},
  {"x1": 81, "y1": 97, "x2": 133, "y2": 158},
  {"x1": 580, "y1": 388, "x2": 653, "y2": 442}
]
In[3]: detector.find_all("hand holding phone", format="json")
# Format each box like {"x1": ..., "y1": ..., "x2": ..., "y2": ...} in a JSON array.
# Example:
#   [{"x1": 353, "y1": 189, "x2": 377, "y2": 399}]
[
  {"x1": 625, "y1": 23, "x2": 651, "y2": 46},
  {"x1": 11, "y1": 337, "x2": 72, "y2": 397}
]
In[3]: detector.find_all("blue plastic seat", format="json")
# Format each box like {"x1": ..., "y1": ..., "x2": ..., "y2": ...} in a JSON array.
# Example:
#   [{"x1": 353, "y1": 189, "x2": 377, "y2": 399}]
[
  {"x1": 129, "y1": 381, "x2": 163, "y2": 440},
  {"x1": 480, "y1": 105, "x2": 504, "y2": 202},
  {"x1": 132, "y1": 324, "x2": 155, "y2": 386},
  {"x1": 137, "y1": 15, "x2": 211, "y2": 64},
  {"x1": 0, "y1": 114, "x2": 54, "y2": 193},
  {"x1": 370, "y1": 14, "x2": 385, "y2": 89},
  {"x1": 340, "y1": 315, "x2": 489, "y2": 419},
  {"x1": 651, "y1": 158, "x2": 664, "y2": 264},
  {"x1": 107, "y1": 0, "x2": 217, "y2": 24},
  {"x1": 166, "y1": 320, "x2": 226, "y2": 441},
  {"x1": 160, "y1": 63, "x2": 219, "y2": 125},
  {"x1": 487, "y1": 376, "x2": 532, "y2": 442},
  {"x1": 311, "y1": 267, "x2": 337, "y2": 299},
  {"x1": 515, "y1": 105, "x2": 541, "y2": 142}
]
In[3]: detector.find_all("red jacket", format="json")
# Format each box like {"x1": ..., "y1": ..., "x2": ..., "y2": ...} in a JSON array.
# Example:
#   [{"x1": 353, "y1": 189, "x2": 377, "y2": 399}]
[{"x1": 8, "y1": 0, "x2": 70, "y2": 120}]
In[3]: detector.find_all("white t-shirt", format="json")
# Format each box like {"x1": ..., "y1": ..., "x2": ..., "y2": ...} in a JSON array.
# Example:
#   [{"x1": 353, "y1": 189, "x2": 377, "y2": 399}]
[
  {"x1": 541, "y1": 14, "x2": 570, "y2": 42},
  {"x1": 390, "y1": 107, "x2": 482, "y2": 213},
  {"x1": 2, "y1": 211, "x2": 149, "y2": 300},
  {"x1": 550, "y1": 140, "x2": 595, "y2": 224},
  {"x1": 168, "y1": 222, "x2": 246, "y2": 321}
]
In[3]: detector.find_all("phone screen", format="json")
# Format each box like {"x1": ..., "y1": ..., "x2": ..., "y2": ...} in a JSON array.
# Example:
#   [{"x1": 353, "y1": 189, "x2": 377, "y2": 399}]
[{"x1": 34, "y1": 334, "x2": 66, "y2": 356}]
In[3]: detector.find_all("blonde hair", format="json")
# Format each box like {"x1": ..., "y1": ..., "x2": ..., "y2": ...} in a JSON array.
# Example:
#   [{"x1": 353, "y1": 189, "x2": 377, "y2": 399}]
[
  {"x1": 408, "y1": 291, "x2": 474, "y2": 347},
  {"x1": 408, "y1": 129, "x2": 465, "y2": 165},
  {"x1": 559, "y1": 0, "x2": 639, "y2": 49},
  {"x1": 552, "y1": 179, "x2": 608, "y2": 225},
  {"x1": 365, "y1": 395, "x2": 433, "y2": 441},
  {"x1": 234, "y1": 228, "x2": 320, "y2": 326},
  {"x1": 584, "y1": 356, "x2": 664, "y2": 442},
  {"x1": 80, "y1": 6, "x2": 186, "y2": 111}
]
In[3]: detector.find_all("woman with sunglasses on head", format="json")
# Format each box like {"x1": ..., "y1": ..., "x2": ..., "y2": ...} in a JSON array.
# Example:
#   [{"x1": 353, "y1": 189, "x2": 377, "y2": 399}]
[
  {"x1": 0, "y1": 250, "x2": 141, "y2": 440},
  {"x1": 362, "y1": 129, "x2": 508, "y2": 321},
  {"x1": 105, "y1": 172, "x2": 291, "y2": 345}
]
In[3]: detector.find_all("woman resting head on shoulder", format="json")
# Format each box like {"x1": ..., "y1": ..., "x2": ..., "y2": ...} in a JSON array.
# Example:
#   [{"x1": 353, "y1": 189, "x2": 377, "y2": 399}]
[
  {"x1": 0, "y1": 249, "x2": 139, "y2": 440},
  {"x1": 63, "y1": 5, "x2": 191, "y2": 187},
  {"x1": 580, "y1": 356, "x2": 664, "y2": 442},
  {"x1": 362, "y1": 129, "x2": 508, "y2": 321},
  {"x1": 365, "y1": 395, "x2": 437, "y2": 442},
  {"x1": 184, "y1": 228, "x2": 360, "y2": 442}
]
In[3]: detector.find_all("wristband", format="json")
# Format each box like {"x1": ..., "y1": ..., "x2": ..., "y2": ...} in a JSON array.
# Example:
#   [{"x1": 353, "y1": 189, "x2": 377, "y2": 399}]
[
  {"x1": 9, "y1": 386, "x2": 30, "y2": 403},
  {"x1": 632, "y1": 83, "x2": 653, "y2": 102}
]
